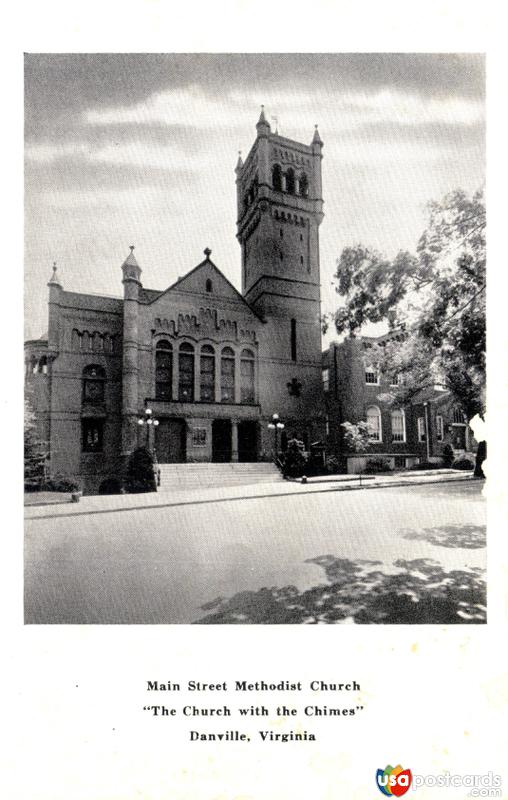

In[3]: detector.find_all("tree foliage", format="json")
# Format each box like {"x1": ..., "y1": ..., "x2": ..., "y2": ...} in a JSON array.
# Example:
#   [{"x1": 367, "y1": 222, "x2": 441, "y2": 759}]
[
  {"x1": 325, "y1": 189, "x2": 486, "y2": 417},
  {"x1": 340, "y1": 421, "x2": 372, "y2": 453},
  {"x1": 24, "y1": 395, "x2": 48, "y2": 485}
]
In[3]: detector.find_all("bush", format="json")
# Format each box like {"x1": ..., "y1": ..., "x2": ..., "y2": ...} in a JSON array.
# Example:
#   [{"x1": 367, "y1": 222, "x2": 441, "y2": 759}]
[
  {"x1": 125, "y1": 447, "x2": 157, "y2": 493},
  {"x1": 43, "y1": 477, "x2": 79, "y2": 493},
  {"x1": 99, "y1": 478, "x2": 123, "y2": 495},
  {"x1": 363, "y1": 458, "x2": 392, "y2": 474},
  {"x1": 452, "y1": 458, "x2": 475, "y2": 471},
  {"x1": 282, "y1": 439, "x2": 307, "y2": 478},
  {"x1": 409, "y1": 461, "x2": 442, "y2": 471},
  {"x1": 325, "y1": 455, "x2": 340, "y2": 474},
  {"x1": 442, "y1": 443, "x2": 454, "y2": 468}
]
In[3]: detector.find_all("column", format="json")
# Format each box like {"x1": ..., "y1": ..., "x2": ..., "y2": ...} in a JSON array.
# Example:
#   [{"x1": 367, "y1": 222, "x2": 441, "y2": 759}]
[{"x1": 231, "y1": 421, "x2": 239, "y2": 462}]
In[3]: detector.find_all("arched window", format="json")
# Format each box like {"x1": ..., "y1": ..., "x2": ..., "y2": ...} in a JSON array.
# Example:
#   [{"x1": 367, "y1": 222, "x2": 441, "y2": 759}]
[
  {"x1": 391, "y1": 408, "x2": 406, "y2": 442},
  {"x1": 82, "y1": 365, "x2": 106, "y2": 404},
  {"x1": 285, "y1": 168, "x2": 295, "y2": 194},
  {"x1": 452, "y1": 407, "x2": 465, "y2": 424},
  {"x1": 240, "y1": 348, "x2": 255, "y2": 403},
  {"x1": 220, "y1": 347, "x2": 235, "y2": 402},
  {"x1": 205, "y1": 278, "x2": 213, "y2": 293},
  {"x1": 272, "y1": 164, "x2": 282, "y2": 192},
  {"x1": 37, "y1": 356, "x2": 48, "y2": 375},
  {"x1": 366, "y1": 405, "x2": 382, "y2": 442},
  {"x1": 178, "y1": 342, "x2": 194, "y2": 402},
  {"x1": 155, "y1": 340, "x2": 172, "y2": 400},
  {"x1": 200, "y1": 344, "x2": 215, "y2": 402},
  {"x1": 299, "y1": 173, "x2": 309, "y2": 197},
  {"x1": 92, "y1": 332, "x2": 103, "y2": 352}
]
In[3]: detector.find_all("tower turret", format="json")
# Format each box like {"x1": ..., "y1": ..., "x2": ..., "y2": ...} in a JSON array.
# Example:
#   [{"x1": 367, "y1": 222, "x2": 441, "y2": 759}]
[{"x1": 121, "y1": 246, "x2": 142, "y2": 455}]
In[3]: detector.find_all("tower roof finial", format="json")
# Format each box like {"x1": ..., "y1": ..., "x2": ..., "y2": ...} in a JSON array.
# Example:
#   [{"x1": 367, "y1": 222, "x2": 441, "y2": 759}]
[
  {"x1": 256, "y1": 105, "x2": 271, "y2": 133},
  {"x1": 235, "y1": 150, "x2": 244, "y2": 172},
  {"x1": 312, "y1": 124, "x2": 323, "y2": 146},
  {"x1": 204, "y1": 247, "x2": 212, "y2": 259},
  {"x1": 48, "y1": 261, "x2": 62, "y2": 288}
]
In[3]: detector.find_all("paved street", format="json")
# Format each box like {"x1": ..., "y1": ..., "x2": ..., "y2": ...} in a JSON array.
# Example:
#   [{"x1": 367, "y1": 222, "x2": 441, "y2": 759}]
[{"x1": 25, "y1": 481, "x2": 486, "y2": 625}]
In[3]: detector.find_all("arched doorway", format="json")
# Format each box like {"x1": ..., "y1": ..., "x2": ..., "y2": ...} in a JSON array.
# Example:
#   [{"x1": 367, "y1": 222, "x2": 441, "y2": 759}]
[{"x1": 238, "y1": 421, "x2": 258, "y2": 462}]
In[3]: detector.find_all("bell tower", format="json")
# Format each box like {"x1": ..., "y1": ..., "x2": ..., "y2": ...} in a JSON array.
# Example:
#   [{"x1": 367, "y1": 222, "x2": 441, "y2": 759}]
[{"x1": 235, "y1": 107, "x2": 324, "y2": 315}]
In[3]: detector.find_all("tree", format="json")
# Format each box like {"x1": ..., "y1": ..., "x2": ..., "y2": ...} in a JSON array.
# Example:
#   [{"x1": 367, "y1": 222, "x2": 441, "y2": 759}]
[
  {"x1": 340, "y1": 421, "x2": 372, "y2": 454},
  {"x1": 124, "y1": 447, "x2": 157, "y2": 493},
  {"x1": 24, "y1": 395, "x2": 48, "y2": 487},
  {"x1": 324, "y1": 189, "x2": 486, "y2": 419}
]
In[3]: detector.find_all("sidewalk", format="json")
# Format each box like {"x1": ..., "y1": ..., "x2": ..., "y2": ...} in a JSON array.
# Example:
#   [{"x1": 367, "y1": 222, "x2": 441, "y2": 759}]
[{"x1": 25, "y1": 469, "x2": 477, "y2": 521}]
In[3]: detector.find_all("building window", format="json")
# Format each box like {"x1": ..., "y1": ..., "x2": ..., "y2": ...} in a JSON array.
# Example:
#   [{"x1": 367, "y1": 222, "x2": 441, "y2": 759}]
[
  {"x1": 436, "y1": 414, "x2": 444, "y2": 442},
  {"x1": 240, "y1": 348, "x2": 255, "y2": 403},
  {"x1": 452, "y1": 407, "x2": 465, "y2": 424},
  {"x1": 417, "y1": 417, "x2": 426, "y2": 442},
  {"x1": 290, "y1": 318, "x2": 297, "y2": 361},
  {"x1": 390, "y1": 374, "x2": 402, "y2": 387},
  {"x1": 220, "y1": 347, "x2": 235, "y2": 402},
  {"x1": 391, "y1": 409, "x2": 406, "y2": 442},
  {"x1": 299, "y1": 173, "x2": 309, "y2": 197},
  {"x1": 286, "y1": 168, "x2": 296, "y2": 194},
  {"x1": 272, "y1": 164, "x2": 282, "y2": 192},
  {"x1": 82, "y1": 419, "x2": 103, "y2": 453},
  {"x1": 322, "y1": 367, "x2": 329, "y2": 392},
  {"x1": 205, "y1": 279, "x2": 213, "y2": 293},
  {"x1": 155, "y1": 340, "x2": 172, "y2": 401},
  {"x1": 365, "y1": 367, "x2": 379, "y2": 385},
  {"x1": 367, "y1": 405, "x2": 382, "y2": 441},
  {"x1": 82, "y1": 365, "x2": 106, "y2": 404},
  {"x1": 178, "y1": 342, "x2": 194, "y2": 402},
  {"x1": 200, "y1": 344, "x2": 215, "y2": 402}
]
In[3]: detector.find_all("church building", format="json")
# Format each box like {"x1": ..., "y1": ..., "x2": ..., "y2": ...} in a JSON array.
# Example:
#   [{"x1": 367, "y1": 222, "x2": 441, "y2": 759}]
[{"x1": 25, "y1": 109, "x2": 327, "y2": 493}]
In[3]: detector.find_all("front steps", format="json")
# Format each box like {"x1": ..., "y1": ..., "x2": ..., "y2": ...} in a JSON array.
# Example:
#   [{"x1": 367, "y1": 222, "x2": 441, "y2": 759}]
[{"x1": 157, "y1": 462, "x2": 283, "y2": 492}]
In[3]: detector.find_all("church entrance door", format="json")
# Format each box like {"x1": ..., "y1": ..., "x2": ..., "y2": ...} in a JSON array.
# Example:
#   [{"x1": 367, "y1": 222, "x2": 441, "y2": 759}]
[
  {"x1": 212, "y1": 419, "x2": 232, "y2": 462},
  {"x1": 155, "y1": 418, "x2": 186, "y2": 463},
  {"x1": 238, "y1": 421, "x2": 258, "y2": 462}
]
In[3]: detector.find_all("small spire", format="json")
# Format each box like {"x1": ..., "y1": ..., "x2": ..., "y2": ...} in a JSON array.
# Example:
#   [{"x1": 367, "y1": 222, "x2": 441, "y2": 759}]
[
  {"x1": 312, "y1": 124, "x2": 323, "y2": 146},
  {"x1": 48, "y1": 261, "x2": 62, "y2": 287},
  {"x1": 122, "y1": 245, "x2": 140, "y2": 268},
  {"x1": 256, "y1": 105, "x2": 271, "y2": 133},
  {"x1": 204, "y1": 247, "x2": 212, "y2": 259},
  {"x1": 235, "y1": 150, "x2": 243, "y2": 172}
]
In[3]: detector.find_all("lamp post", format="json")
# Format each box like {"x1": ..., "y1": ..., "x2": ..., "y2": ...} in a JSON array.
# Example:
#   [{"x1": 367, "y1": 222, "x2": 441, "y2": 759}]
[
  {"x1": 267, "y1": 413, "x2": 285, "y2": 460},
  {"x1": 423, "y1": 402, "x2": 430, "y2": 461},
  {"x1": 137, "y1": 407, "x2": 159, "y2": 453}
]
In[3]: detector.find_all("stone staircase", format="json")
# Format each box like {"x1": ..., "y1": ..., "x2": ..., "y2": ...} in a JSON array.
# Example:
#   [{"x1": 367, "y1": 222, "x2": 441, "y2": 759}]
[{"x1": 156, "y1": 462, "x2": 283, "y2": 492}]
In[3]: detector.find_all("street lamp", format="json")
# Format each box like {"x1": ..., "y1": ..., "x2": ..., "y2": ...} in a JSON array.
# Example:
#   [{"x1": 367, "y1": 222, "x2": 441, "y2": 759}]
[
  {"x1": 267, "y1": 413, "x2": 285, "y2": 459},
  {"x1": 137, "y1": 407, "x2": 159, "y2": 452}
]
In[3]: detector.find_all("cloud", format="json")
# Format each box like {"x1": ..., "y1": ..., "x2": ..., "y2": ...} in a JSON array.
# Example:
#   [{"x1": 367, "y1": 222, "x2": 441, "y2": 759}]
[{"x1": 84, "y1": 85, "x2": 484, "y2": 136}]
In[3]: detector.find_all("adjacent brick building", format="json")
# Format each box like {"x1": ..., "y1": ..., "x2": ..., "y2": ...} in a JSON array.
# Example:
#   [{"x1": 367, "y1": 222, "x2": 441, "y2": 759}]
[{"x1": 322, "y1": 336, "x2": 476, "y2": 473}]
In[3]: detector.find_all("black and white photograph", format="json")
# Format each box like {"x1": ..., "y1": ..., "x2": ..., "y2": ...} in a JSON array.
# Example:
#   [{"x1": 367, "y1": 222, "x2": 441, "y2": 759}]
[{"x1": 24, "y1": 52, "x2": 486, "y2": 625}]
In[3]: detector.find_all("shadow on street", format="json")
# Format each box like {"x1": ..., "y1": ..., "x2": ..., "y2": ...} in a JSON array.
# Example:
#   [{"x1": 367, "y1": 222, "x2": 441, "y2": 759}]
[
  {"x1": 196, "y1": 551, "x2": 486, "y2": 625},
  {"x1": 401, "y1": 523, "x2": 485, "y2": 550}
]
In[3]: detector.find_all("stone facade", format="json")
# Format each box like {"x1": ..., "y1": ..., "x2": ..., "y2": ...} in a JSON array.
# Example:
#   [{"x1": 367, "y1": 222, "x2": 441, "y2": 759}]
[
  {"x1": 322, "y1": 337, "x2": 477, "y2": 473},
  {"x1": 25, "y1": 112, "x2": 327, "y2": 493}
]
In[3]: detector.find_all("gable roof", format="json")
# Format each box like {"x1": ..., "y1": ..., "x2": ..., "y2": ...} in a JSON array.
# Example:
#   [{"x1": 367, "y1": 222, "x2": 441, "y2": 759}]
[{"x1": 144, "y1": 252, "x2": 264, "y2": 321}]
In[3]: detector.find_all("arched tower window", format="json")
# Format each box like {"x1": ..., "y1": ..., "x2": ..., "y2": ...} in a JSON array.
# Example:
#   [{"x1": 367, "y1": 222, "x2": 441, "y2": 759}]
[
  {"x1": 286, "y1": 168, "x2": 296, "y2": 195},
  {"x1": 240, "y1": 348, "x2": 255, "y2": 403},
  {"x1": 82, "y1": 365, "x2": 106, "y2": 404},
  {"x1": 178, "y1": 342, "x2": 194, "y2": 402},
  {"x1": 366, "y1": 406, "x2": 382, "y2": 442},
  {"x1": 200, "y1": 344, "x2": 215, "y2": 402},
  {"x1": 205, "y1": 278, "x2": 213, "y2": 293},
  {"x1": 155, "y1": 340, "x2": 172, "y2": 401},
  {"x1": 299, "y1": 173, "x2": 309, "y2": 197},
  {"x1": 220, "y1": 347, "x2": 235, "y2": 403},
  {"x1": 38, "y1": 356, "x2": 48, "y2": 375},
  {"x1": 272, "y1": 164, "x2": 282, "y2": 192}
]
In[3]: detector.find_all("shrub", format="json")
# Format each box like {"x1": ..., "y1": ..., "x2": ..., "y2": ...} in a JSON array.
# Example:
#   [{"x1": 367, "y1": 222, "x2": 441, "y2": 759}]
[
  {"x1": 326, "y1": 455, "x2": 340, "y2": 474},
  {"x1": 442, "y1": 444, "x2": 455, "y2": 468},
  {"x1": 283, "y1": 439, "x2": 307, "y2": 478},
  {"x1": 409, "y1": 461, "x2": 442, "y2": 471},
  {"x1": 452, "y1": 458, "x2": 475, "y2": 471},
  {"x1": 363, "y1": 458, "x2": 392, "y2": 474},
  {"x1": 99, "y1": 478, "x2": 123, "y2": 495},
  {"x1": 45, "y1": 477, "x2": 79, "y2": 492},
  {"x1": 125, "y1": 447, "x2": 157, "y2": 493}
]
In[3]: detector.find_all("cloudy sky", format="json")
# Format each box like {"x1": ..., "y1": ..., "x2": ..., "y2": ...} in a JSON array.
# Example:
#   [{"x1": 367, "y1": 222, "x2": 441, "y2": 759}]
[{"x1": 24, "y1": 53, "x2": 484, "y2": 341}]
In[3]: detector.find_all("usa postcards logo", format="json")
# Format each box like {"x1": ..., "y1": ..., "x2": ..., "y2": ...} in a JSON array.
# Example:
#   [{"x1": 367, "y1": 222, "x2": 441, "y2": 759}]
[{"x1": 376, "y1": 764, "x2": 413, "y2": 796}]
